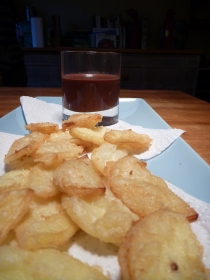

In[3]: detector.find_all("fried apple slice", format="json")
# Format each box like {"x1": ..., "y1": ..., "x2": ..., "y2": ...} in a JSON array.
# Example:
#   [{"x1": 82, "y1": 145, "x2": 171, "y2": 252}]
[
  {"x1": 104, "y1": 129, "x2": 152, "y2": 154},
  {"x1": 15, "y1": 195, "x2": 79, "y2": 250},
  {"x1": 0, "y1": 245, "x2": 109, "y2": 280},
  {"x1": 70, "y1": 127, "x2": 109, "y2": 146},
  {"x1": 49, "y1": 129, "x2": 93, "y2": 148},
  {"x1": 25, "y1": 122, "x2": 59, "y2": 134},
  {"x1": 0, "y1": 189, "x2": 33, "y2": 244},
  {"x1": 118, "y1": 210, "x2": 206, "y2": 280},
  {"x1": 62, "y1": 188, "x2": 139, "y2": 245},
  {"x1": 53, "y1": 158, "x2": 105, "y2": 197},
  {"x1": 91, "y1": 142, "x2": 128, "y2": 175},
  {"x1": 28, "y1": 163, "x2": 60, "y2": 198},
  {"x1": 62, "y1": 113, "x2": 103, "y2": 130},
  {"x1": 49, "y1": 129, "x2": 72, "y2": 140},
  {"x1": 4, "y1": 132, "x2": 46, "y2": 164},
  {"x1": 0, "y1": 169, "x2": 30, "y2": 194},
  {"x1": 107, "y1": 156, "x2": 198, "y2": 222},
  {"x1": 35, "y1": 140, "x2": 85, "y2": 166}
]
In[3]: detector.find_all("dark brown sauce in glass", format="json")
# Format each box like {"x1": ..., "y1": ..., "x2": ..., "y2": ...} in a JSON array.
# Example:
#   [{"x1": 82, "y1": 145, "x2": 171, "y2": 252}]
[{"x1": 62, "y1": 73, "x2": 120, "y2": 112}]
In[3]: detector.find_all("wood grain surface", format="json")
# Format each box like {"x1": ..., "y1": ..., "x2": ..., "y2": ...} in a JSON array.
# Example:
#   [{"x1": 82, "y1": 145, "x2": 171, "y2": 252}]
[{"x1": 0, "y1": 88, "x2": 209, "y2": 165}]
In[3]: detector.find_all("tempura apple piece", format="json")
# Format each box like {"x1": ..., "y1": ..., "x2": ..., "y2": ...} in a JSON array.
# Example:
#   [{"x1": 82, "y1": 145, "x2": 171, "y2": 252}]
[
  {"x1": 15, "y1": 195, "x2": 79, "y2": 250},
  {"x1": 50, "y1": 129, "x2": 93, "y2": 148},
  {"x1": 28, "y1": 163, "x2": 60, "y2": 198},
  {"x1": 0, "y1": 245, "x2": 109, "y2": 280},
  {"x1": 118, "y1": 210, "x2": 206, "y2": 280},
  {"x1": 5, "y1": 157, "x2": 36, "y2": 172},
  {"x1": 25, "y1": 122, "x2": 59, "y2": 134},
  {"x1": 62, "y1": 113, "x2": 103, "y2": 130},
  {"x1": 0, "y1": 169, "x2": 30, "y2": 194},
  {"x1": 4, "y1": 132, "x2": 46, "y2": 164},
  {"x1": 107, "y1": 156, "x2": 198, "y2": 222},
  {"x1": 91, "y1": 142, "x2": 128, "y2": 175},
  {"x1": 62, "y1": 188, "x2": 139, "y2": 245},
  {"x1": 0, "y1": 189, "x2": 33, "y2": 244},
  {"x1": 49, "y1": 129, "x2": 72, "y2": 140},
  {"x1": 70, "y1": 127, "x2": 110, "y2": 146},
  {"x1": 34, "y1": 140, "x2": 85, "y2": 166},
  {"x1": 104, "y1": 129, "x2": 152, "y2": 154},
  {"x1": 53, "y1": 157, "x2": 105, "y2": 197}
]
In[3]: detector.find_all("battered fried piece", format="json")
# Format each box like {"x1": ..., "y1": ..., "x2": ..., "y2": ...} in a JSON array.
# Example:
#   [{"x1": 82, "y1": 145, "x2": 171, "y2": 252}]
[
  {"x1": 0, "y1": 189, "x2": 33, "y2": 244},
  {"x1": 49, "y1": 129, "x2": 93, "y2": 148},
  {"x1": 28, "y1": 163, "x2": 60, "y2": 198},
  {"x1": 91, "y1": 142, "x2": 128, "y2": 175},
  {"x1": 62, "y1": 188, "x2": 139, "y2": 245},
  {"x1": 25, "y1": 122, "x2": 59, "y2": 134},
  {"x1": 104, "y1": 129, "x2": 152, "y2": 154},
  {"x1": 5, "y1": 158, "x2": 36, "y2": 172},
  {"x1": 53, "y1": 157, "x2": 105, "y2": 197},
  {"x1": 118, "y1": 210, "x2": 207, "y2": 280},
  {"x1": 34, "y1": 140, "x2": 85, "y2": 166},
  {"x1": 15, "y1": 195, "x2": 79, "y2": 250},
  {"x1": 70, "y1": 126, "x2": 109, "y2": 146},
  {"x1": 0, "y1": 245, "x2": 109, "y2": 280},
  {"x1": 107, "y1": 156, "x2": 198, "y2": 222},
  {"x1": 62, "y1": 113, "x2": 103, "y2": 130},
  {"x1": 0, "y1": 169, "x2": 30, "y2": 194},
  {"x1": 4, "y1": 132, "x2": 46, "y2": 165}
]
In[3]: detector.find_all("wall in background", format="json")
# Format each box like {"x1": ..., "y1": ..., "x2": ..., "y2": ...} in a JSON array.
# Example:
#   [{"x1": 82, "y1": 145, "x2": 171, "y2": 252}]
[{"x1": 14, "y1": 0, "x2": 210, "y2": 58}]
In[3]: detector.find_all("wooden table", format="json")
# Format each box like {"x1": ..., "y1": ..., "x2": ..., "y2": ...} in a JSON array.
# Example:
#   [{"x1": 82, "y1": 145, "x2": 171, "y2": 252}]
[{"x1": 0, "y1": 87, "x2": 210, "y2": 165}]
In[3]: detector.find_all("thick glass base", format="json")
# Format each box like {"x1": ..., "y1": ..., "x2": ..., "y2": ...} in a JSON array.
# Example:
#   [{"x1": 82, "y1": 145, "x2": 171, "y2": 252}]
[{"x1": 62, "y1": 105, "x2": 119, "y2": 126}]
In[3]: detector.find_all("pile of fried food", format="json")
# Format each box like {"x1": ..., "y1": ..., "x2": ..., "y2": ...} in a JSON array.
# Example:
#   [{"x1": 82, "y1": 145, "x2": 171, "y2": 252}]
[{"x1": 0, "y1": 113, "x2": 208, "y2": 279}]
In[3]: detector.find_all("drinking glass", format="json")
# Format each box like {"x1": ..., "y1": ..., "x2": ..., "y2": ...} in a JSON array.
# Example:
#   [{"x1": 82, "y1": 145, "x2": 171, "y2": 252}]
[{"x1": 61, "y1": 51, "x2": 121, "y2": 125}]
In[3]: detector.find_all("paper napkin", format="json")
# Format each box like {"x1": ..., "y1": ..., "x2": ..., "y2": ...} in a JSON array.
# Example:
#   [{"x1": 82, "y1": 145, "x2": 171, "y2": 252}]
[
  {"x1": 0, "y1": 132, "x2": 23, "y2": 175},
  {"x1": 20, "y1": 96, "x2": 61, "y2": 126},
  {"x1": 20, "y1": 96, "x2": 185, "y2": 161}
]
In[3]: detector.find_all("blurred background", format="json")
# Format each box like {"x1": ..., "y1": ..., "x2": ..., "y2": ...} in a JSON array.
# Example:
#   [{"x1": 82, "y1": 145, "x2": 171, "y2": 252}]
[
  {"x1": 10, "y1": 0, "x2": 210, "y2": 101},
  {"x1": 13, "y1": 0, "x2": 210, "y2": 57}
]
